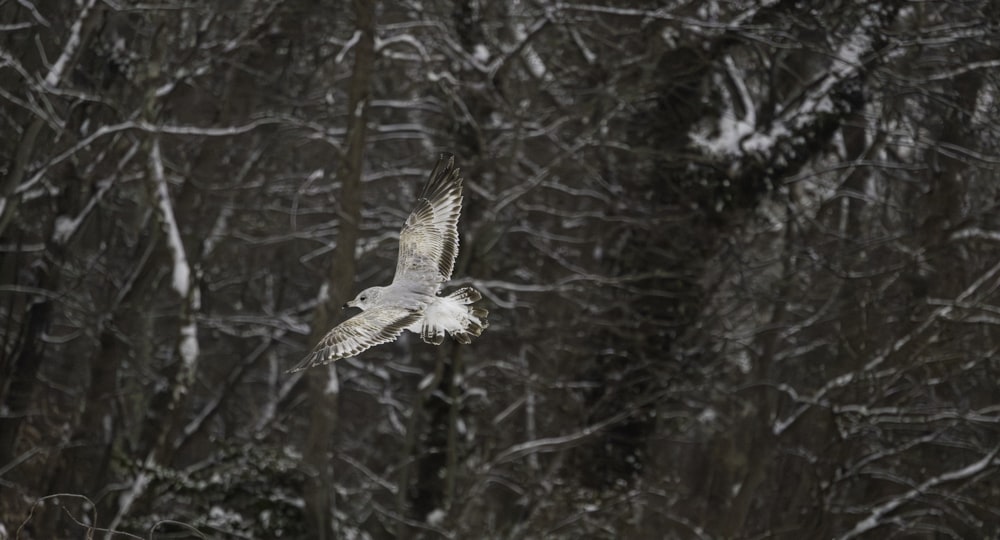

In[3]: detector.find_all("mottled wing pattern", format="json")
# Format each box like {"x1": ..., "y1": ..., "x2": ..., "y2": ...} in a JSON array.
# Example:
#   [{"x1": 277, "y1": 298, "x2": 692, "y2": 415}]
[
  {"x1": 394, "y1": 153, "x2": 463, "y2": 286},
  {"x1": 289, "y1": 306, "x2": 421, "y2": 372}
]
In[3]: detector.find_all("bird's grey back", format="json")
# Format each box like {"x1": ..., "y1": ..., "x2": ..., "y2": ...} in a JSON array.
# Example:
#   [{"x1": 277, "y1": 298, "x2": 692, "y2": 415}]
[{"x1": 383, "y1": 280, "x2": 437, "y2": 308}]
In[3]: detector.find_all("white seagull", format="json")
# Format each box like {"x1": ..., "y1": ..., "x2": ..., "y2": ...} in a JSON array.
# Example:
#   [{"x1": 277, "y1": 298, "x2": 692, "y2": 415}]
[{"x1": 290, "y1": 153, "x2": 488, "y2": 372}]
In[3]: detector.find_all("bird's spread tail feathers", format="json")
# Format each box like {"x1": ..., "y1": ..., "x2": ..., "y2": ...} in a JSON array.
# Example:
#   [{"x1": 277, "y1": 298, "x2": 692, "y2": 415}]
[{"x1": 419, "y1": 287, "x2": 489, "y2": 346}]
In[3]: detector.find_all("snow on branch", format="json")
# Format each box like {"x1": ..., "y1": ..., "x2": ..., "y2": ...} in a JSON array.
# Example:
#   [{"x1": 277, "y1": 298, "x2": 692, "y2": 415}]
[
  {"x1": 107, "y1": 467, "x2": 151, "y2": 533},
  {"x1": 483, "y1": 15, "x2": 551, "y2": 79},
  {"x1": 178, "y1": 315, "x2": 200, "y2": 371},
  {"x1": 149, "y1": 139, "x2": 190, "y2": 298},
  {"x1": 51, "y1": 176, "x2": 114, "y2": 246},
  {"x1": 837, "y1": 445, "x2": 1000, "y2": 539},
  {"x1": 336, "y1": 30, "x2": 362, "y2": 64},
  {"x1": 43, "y1": 0, "x2": 97, "y2": 88},
  {"x1": 489, "y1": 408, "x2": 635, "y2": 466},
  {"x1": 148, "y1": 137, "x2": 200, "y2": 379},
  {"x1": 949, "y1": 227, "x2": 1000, "y2": 242},
  {"x1": 690, "y1": 56, "x2": 757, "y2": 157},
  {"x1": 18, "y1": 118, "x2": 286, "y2": 196},
  {"x1": 692, "y1": 26, "x2": 874, "y2": 161},
  {"x1": 775, "y1": 256, "x2": 1000, "y2": 435},
  {"x1": 375, "y1": 33, "x2": 430, "y2": 62}
]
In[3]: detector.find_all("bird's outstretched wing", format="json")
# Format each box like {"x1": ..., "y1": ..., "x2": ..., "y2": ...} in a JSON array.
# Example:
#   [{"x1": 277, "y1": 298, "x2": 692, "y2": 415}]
[
  {"x1": 394, "y1": 153, "x2": 463, "y2": 286},
  {"x1": 288, "y1": 305, "x2": 421, "y2": 372}
]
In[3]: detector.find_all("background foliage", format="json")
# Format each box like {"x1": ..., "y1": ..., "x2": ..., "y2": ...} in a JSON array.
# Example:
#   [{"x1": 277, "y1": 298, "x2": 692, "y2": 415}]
[{"x1": 2, "y1": 0, "x2": 1000, "y2": 538}]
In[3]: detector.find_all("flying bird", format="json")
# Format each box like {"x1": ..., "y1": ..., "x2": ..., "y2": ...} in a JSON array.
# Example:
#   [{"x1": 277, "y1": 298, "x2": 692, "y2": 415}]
[{"x1": 290, "y1": 153, "x2": 488, "y2": 372}]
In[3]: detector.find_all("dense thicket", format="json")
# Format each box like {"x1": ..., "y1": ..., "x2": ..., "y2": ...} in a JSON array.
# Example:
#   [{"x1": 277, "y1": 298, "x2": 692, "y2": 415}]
[{"x1": 2, "y1": 1, "x2": 999, "y2": 538}]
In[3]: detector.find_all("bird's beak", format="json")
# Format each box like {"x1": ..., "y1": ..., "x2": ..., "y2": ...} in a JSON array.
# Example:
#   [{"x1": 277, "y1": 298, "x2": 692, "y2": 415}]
[{"x1": 342, "y1": 302, "x2": 350, "y2": 309}]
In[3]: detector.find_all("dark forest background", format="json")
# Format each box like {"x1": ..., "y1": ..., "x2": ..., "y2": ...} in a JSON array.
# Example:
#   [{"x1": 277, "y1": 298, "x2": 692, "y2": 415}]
[{"x1": 2, "y1": 1, "x2": 1000, "y2": 538}]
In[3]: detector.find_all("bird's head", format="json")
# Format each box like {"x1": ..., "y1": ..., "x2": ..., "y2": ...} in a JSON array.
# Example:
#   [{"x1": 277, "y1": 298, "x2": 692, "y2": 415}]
[{"x1": 344, "y1": 286, "x2": 384, "y2": 311}]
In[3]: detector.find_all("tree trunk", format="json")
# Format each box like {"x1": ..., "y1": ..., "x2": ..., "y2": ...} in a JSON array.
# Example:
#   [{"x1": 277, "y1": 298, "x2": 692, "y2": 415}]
[{"x1": 302, "y1": 1, "x2": 376, "y2": 538}]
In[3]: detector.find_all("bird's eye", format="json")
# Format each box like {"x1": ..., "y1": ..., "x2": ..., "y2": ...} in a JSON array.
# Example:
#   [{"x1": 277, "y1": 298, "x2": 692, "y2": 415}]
[{"x1": 360, "y1": 296, "x2": 366, "y2": 301}]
